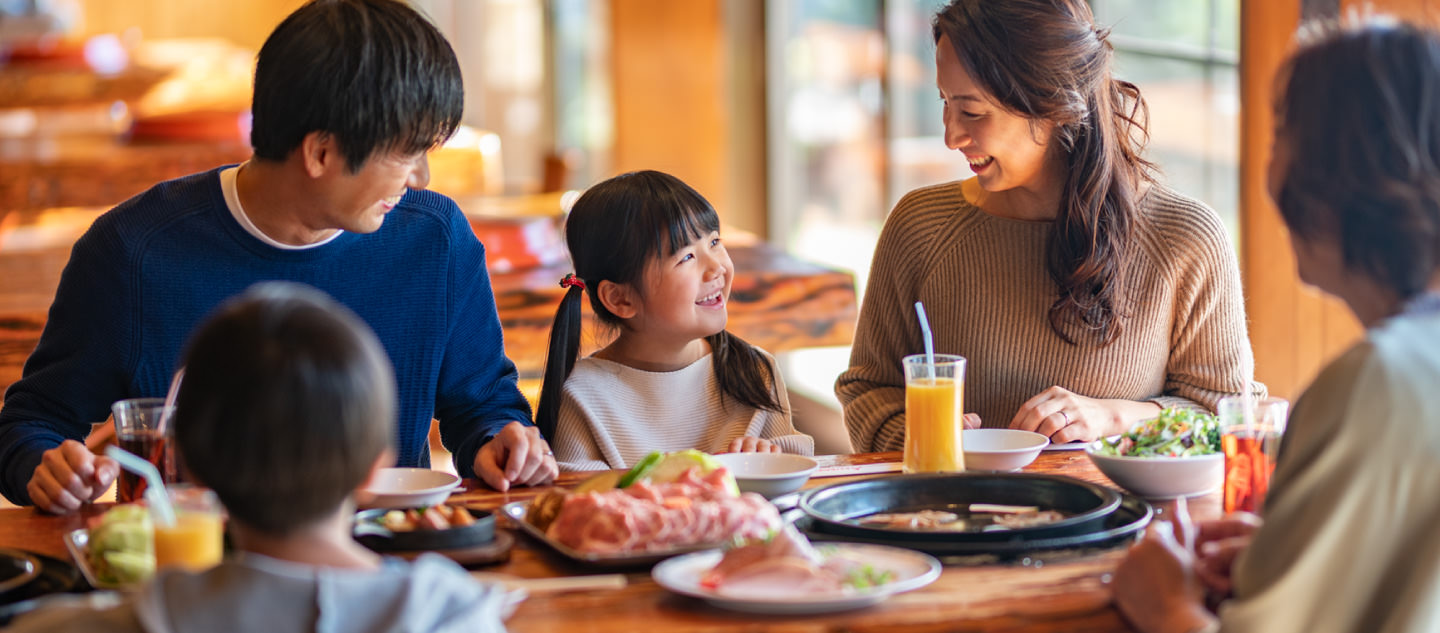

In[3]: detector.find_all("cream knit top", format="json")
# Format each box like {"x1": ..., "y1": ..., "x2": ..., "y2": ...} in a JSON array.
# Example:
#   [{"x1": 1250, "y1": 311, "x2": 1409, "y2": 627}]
[
  {"x1": 552, "y1": 351, "x2": 814, "y2": 471},
  {"x1": 837, "y1": 180, "x2": 1259, "y2": 452},
  {"x1": 1217, "y1": 309, "x2": 1440, "y2": 633}
]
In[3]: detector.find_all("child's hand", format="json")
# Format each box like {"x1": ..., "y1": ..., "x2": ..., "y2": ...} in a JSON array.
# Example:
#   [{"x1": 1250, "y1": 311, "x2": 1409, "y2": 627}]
[{"x1": 727, "y1": 436, "x2": 781, "y2": 454}]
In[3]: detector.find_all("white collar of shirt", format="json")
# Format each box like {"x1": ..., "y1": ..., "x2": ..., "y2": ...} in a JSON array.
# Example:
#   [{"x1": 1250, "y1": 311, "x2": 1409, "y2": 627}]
[{"x1": 219, "y1": 164, "x2": 343, "y2": 250}]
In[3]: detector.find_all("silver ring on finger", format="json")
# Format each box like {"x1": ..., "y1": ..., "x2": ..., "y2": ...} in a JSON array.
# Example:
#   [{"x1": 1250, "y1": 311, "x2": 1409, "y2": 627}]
[{"x1": 1060, "y1": 410, "x2": 1070, "y2": 426}]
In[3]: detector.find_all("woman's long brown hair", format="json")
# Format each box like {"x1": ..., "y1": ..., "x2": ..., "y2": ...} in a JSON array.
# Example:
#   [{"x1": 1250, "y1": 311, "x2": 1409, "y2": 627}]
[{"x1": 934, "y1": 0, "x2": 1155, "y2": 345}]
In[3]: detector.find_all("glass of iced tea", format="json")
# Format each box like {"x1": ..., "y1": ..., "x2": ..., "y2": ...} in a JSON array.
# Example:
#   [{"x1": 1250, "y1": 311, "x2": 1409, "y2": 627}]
[
  {"x1": 111, "y1": 398, "x2": 176, "y2": 503},
  {"x1": 903, "y1": 354, "x2": 967, "y2": 474},
  {"x1": 1218, "y1": 396, "x2": 1289, "y2": 514}
]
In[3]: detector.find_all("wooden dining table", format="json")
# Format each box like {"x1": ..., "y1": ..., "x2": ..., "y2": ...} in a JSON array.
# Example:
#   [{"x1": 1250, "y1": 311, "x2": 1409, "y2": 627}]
[{"x1": 0, "y1": 451, "x2": 1218, "y2": 632}]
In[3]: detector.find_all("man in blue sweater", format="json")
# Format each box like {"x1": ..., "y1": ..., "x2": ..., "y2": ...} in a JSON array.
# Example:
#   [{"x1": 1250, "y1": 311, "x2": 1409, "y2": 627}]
[{"x1": 0, "y1": 0, "x2": 557, "y2": 513}]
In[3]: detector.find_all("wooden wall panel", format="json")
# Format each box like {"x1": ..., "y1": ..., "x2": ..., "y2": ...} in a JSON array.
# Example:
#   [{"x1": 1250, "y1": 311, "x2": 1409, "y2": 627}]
[
  {"x1": 1241, "y1": 0, "x2": 1364, "y2": 401},
  {"x1": 1346, "y1": 0, "x2": 1440, "y2": 25},
  {"x1": 609, "y1": 0, "x2": 731, "y2": 222}
]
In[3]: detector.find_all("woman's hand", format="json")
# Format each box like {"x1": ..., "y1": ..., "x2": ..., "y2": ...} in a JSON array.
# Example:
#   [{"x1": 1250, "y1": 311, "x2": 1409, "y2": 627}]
[
  {"x1": 728, "y1": 436, "x2": 782, "y2": 453},
  {"x1": 1113, "y1": 522, "x2": 1217, "y2": 633},
  {"x1": 1008, "y1": 386, "x2": 1160, "y2": 443},
  {"x1": 1193, "y1": 513, "x2": 1263, "y2": 600}
]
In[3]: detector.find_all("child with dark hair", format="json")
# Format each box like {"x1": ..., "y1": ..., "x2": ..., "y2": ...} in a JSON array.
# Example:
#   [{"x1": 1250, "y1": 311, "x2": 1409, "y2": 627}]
[
  {"x1": 536, "y1": 170, "x2": 813, "y2": 470},
  {"x1": 10, "y1": 282, "x2": 513, "y2": 632}
]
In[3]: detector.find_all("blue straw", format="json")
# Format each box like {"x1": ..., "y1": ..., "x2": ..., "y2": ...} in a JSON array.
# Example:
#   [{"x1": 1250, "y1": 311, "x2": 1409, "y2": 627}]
[{"x1": 914, "y1": 301, "x2": 936, "y2": 380}]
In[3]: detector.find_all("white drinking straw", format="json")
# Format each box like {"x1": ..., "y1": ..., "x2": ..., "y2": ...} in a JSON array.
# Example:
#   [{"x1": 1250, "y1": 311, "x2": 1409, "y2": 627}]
[
  {"x1": 106, "y1": 445, "x2": 175, "y2": 527},
  {"x1": 914, "y1": 301, "x2": 936, "y2": 381},
  {"x1": 154, "y1": 367, "x2": 185, "y2": 436}
]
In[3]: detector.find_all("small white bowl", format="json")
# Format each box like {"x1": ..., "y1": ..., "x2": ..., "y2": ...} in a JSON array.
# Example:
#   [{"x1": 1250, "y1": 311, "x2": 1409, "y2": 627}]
[
  {"x1": 1085, "y1": 442, "x2": 1224, "y2": 499},
  {"x1": 962, "y1": 429, "x2": 1050, "y2": 471},
  {"x1": 361, "y1": 467, "x2": 461, "y2": 509},
  {"x1": 710, "y1": 453, "x2": 819, "y2": 499}
]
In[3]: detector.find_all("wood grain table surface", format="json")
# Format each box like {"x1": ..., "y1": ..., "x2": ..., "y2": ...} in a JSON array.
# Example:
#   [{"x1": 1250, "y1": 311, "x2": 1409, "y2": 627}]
[{"x1": 0, "y1": 451, "x2": 1218, "y2": 632}]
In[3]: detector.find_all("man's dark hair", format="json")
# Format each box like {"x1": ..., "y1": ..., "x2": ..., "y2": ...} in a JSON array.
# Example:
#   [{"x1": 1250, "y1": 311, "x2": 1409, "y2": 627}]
[
  {"x1": 175, "y1": 282, "x2": 395, "y2": 536},
  {"x1": 250, "y1": 0, "x2": 464, "y2": 172}
]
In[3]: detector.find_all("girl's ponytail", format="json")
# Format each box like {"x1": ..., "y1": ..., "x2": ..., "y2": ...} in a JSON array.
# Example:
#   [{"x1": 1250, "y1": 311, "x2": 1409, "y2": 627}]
[
  {"x1": 706, "y1": 330, "x2": 784, "y2": 414},
  {"x1": 535, "y1": 277, "x2": 587, "y2": 441}
]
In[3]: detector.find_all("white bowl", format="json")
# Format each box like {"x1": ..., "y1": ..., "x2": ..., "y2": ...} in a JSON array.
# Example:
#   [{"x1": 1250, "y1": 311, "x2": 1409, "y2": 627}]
[
  {"x1": 1084, "y1": 442, "x2": 1224, "y2": 499},
  {"x1": 361, "y1": 467, "x2": 461, "y2": 509},
  {"x1": 962, "y1": 429, "x2": 1050, "y2": 471},
  {"x1": 710, "y1": 453, "x2": 819, "y2": 499}
]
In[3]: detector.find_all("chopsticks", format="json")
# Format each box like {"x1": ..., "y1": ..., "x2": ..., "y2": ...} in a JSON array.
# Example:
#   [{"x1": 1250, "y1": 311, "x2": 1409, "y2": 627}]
[{"x1": 470, "y1": 572, "x2": 629, "y2": 593}]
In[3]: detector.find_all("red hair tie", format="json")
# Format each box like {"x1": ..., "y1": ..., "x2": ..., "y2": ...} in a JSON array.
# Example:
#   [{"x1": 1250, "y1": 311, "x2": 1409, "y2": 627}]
[{"x1": 559, "y1": 273, "x2": 586, "y2": 291}]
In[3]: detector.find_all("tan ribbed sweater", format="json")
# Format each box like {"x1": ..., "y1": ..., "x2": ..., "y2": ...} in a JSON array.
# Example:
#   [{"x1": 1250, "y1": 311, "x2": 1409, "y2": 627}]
[
  {"x1": 837, "y1": 180, "x2": 1258, "y2": 452},
  {"x1": 553, "y1": 352, "x2": 814, "y2": 471},
  {"x1": 1218, "y1": 310, "x2": 1440, "y2": 633}
]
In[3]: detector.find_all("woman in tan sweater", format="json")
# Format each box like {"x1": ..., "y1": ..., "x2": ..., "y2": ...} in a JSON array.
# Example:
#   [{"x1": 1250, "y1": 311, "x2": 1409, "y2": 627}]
[{"x1": 837, "y1": 0, "x2": 1258, "y2": 452}]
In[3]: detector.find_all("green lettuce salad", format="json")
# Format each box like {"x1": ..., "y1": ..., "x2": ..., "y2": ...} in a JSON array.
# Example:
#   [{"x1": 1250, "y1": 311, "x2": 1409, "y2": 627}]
[{"x1": 1095, "y1": 408, "x2": 1221, "y2": 458}]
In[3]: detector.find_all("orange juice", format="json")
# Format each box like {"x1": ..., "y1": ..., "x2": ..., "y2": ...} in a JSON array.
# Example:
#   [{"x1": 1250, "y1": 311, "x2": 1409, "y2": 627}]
[
  {"x1": 905, "y1": 377, "x2": 965, "y2": 473},
  {"x1": 153, "y1": 511, "x2": 224, "y2": 571}
]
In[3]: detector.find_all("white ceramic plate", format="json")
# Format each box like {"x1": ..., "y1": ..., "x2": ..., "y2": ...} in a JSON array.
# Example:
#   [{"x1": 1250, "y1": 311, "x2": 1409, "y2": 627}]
[
  {"x1": 651, "y1": 543, "x2": 941, "y2": 615},
  {"x1": 1041, "y1": 440, "x2": 1089, "y2": 451}
]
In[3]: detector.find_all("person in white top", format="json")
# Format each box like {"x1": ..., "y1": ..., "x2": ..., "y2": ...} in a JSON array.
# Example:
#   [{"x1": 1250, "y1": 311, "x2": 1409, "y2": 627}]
[
  {"x1": 535, "y1": 170, "x2": 814, "y2": 470},
  {"x1": 1112, "y1": 16, "x2": 1440, "y2": 633}
]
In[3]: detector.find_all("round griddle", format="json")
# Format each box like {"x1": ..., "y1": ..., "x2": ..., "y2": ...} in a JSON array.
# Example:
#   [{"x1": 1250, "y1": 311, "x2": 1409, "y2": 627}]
[
  {"x1": 800, "y1": 492, "x2": 1153, "y2": 558},
  {"x1": 788, "y1": 473, "x2": 1122, "y2": 543}
]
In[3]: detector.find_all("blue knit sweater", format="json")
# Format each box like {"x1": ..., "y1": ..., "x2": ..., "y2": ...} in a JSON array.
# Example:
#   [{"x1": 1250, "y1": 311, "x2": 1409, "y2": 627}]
[{"x1": 0, "y1": 168, "x2": 532, "y2": 505}]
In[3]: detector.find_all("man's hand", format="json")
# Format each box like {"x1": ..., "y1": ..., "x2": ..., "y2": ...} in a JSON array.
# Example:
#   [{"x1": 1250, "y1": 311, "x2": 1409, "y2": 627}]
[
  {"x1": 726, "y1": 436, "x2": 781, "y2": 453},
  {"x1": 474, "y1": 422, "x2": 557, "y2": 492},
  {"x1": 27, "y1": 440, "x2": 118, "y2": 514},
  {"x1": 1113, "y1": 522, "x2": 1217, "y2": 633}
]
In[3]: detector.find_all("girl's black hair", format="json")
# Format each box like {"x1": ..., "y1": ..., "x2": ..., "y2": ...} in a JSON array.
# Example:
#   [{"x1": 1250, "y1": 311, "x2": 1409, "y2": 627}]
[{"x1": 535, "y1": 170, "x2": 784, "y2": 441}]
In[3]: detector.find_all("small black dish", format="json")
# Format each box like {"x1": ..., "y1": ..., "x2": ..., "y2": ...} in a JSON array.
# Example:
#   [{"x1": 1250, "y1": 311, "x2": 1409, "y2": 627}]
[
  {"x1": 0, "y1": 549, "x2": 40, "y2": 598},
  {"x1": 353, "y1": 507, "x2": 496, "y2": 552},
  {"x1": 0, "y1": 553, "x2": 87, "y2": 627}
]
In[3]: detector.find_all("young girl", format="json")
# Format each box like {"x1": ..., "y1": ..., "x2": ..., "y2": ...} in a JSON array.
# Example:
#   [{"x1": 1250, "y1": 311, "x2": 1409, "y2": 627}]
[{"x1": 536, "y1": 170, "x2": 814, "y2": 471}]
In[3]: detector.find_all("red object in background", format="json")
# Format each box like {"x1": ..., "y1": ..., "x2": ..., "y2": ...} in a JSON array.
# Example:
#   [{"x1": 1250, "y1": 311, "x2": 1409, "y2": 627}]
[
  {"x1": 126, "y1": 110, "x2": 252, "y2": 145},
  {"x1": 469, "y1": 215, "x2": 567, "y2": 274}
]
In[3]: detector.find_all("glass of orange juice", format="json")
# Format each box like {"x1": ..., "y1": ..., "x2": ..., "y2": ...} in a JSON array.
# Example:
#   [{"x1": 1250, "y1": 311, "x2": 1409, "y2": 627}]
[
  {"x1": 903, "y1": 354, "x2": 966, "y2": 473},
  {"x1": 152, "y1": 485, "x2": 224, "y2": 572}
]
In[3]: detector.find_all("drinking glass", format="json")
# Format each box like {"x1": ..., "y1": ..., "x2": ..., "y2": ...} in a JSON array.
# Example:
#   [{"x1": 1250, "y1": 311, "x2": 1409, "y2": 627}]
[
  {"x1": 152, "y1": 485, "x2": 224, "y2": 572},
  {"x1": 111, "y1": 398, "x2": 176, "y2": 503},
  {"x1": 903, "y1": 354, "x2": 966, "y2": 473},
  {"x1": 1217, "y1": 396, "x2": 1289, "y2": 513}
]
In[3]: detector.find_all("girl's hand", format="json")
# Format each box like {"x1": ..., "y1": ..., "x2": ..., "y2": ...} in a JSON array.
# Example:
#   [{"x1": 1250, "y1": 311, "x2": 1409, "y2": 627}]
[
  {"x1": 963, "y1": 413, "x2": 982, "y2": 429},
  {"x1": 727, "y1": 436, "x2": 781, "y2": 453},
  {"x1": 1008, "y1": 386, "x2": 1159, "y2": 444}
]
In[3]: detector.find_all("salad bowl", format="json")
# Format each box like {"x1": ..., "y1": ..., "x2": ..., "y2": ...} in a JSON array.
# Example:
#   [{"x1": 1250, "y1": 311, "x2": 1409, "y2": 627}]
[{"x1": 1085, "y1": 409, "x2": 1225, "y2": 500}]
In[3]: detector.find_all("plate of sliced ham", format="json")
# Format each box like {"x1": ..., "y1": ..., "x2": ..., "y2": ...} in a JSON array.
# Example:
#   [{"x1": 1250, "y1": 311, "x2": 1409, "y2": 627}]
[
  {"x1": 651, "y1": 526, "x2": 942, "y2": 614},
  {"x1": 501, "y1": 466, "x2": 783, "y2": 566}
]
